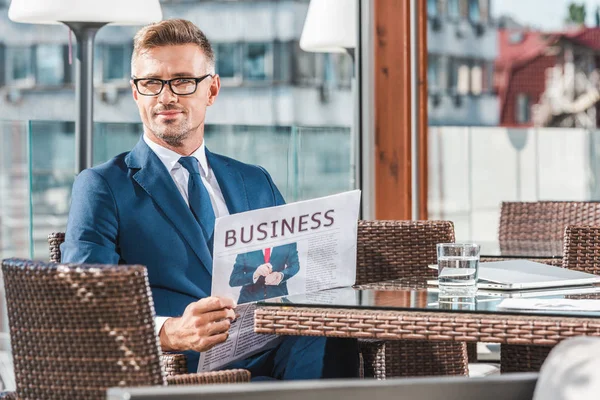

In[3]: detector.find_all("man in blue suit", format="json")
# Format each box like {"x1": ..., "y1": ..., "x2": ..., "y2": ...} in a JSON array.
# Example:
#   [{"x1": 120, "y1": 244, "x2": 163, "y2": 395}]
[
  {"x1": 61, "y1": 19, "x2": 359, "y2": 379},
  {"x1": 230, "y1": 243, "x2": 300, "y2": 304}
]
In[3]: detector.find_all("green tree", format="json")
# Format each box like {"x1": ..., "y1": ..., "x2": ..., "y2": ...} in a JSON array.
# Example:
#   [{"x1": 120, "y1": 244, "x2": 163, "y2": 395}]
[{"x1": 566, "y1": 2, "x2": 587, "y2": 26}]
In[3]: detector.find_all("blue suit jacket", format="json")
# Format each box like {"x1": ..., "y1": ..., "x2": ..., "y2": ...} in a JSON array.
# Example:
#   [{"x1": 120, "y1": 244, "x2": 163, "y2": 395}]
[
  {"x1": 229, "y1": 243, "x2": 299, "y2": 304},
  {"x1": 61, "y1": 137, "x2": 285, "y2": 328}
]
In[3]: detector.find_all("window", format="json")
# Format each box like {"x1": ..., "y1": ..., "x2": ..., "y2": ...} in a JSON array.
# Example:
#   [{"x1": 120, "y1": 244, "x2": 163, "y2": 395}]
[
  {"x1": 468, "y1": 0, "x2": 481, "y2": 23},
  {"x1": 7, "y1": 47, "x2": 34, "y2": 86},
  {"x1": 447, "y1": 0, "x2": 460, "y2": 18},
  {"x1": 516, "y1": 93, "x2": 531, "y2": 123},
  {"x1": 428, "y1": 55, "x2": 440, "y2": 91},
  {"x1": 482, "y1": 61, "x2": 494, "y2": 93},
  {"x1": 427, "y1": 0, "x2": 439, "y2": 17},
  {"x1": 35, "y1": 45, "x2": 64, "y2": 86},
  {"x1": 273, "y1": 41, "x2": 292, "y2": 83},
  {"x1": 243, "y1": 43, "x2": 272, "y2": 81},
  {"x1": 216, "y1": 43, "x2": 242, "y2": 81},
  {"x1": 293, "y1": 43, "x2": 319, "y2": 86},
  {"x1": 457, "y1": 63, "x2": 470, "y2": 95},
  {"x1": 333, "y1": 52, "x2": 353, "y2": 89},
  {"x1": 102, "y1": 44, "x2": 131, "y2": 82},
  {"x1": 470, "y1": 62, "x2": 482, "y2": 95},
  {"x1": 448, "y1": 57, "x2": 471, "y2": 95}
]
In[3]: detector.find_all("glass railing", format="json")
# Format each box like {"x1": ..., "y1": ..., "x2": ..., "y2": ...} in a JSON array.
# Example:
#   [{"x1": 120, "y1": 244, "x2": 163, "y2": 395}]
[
  {"x1": 0, "y1": 121, "x2": 354, "y2": 262},
  {"x1": 428, "y1": 126, "x2": 600, "y2": 241}
]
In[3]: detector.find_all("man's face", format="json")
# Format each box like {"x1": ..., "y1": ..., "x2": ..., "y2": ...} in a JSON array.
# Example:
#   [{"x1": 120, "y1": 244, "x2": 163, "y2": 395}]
[{"x1": 131, "y1": 44, "x2": 220, "y2": 147}]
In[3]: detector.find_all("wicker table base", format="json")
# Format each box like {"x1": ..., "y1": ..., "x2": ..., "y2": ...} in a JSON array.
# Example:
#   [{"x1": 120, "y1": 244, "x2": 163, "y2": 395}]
[{"x1": 255, "y1": 306, "x2": 600, "y2": 345}]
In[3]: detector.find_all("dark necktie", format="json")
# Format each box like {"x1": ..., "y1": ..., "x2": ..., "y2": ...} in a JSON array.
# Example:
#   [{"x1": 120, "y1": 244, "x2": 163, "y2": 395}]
[{"x1": 178, "y1": 156, "x2": 216, "y2": 248}]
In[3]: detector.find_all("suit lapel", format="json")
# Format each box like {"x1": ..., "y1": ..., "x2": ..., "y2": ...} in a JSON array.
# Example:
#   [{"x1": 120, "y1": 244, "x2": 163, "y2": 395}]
[
  {"x1": 206, "y1": 149, "x2": 250, "y2": 214},
  {"x1": 125, "y1": 139, "x2": 214, "y2": 275}
]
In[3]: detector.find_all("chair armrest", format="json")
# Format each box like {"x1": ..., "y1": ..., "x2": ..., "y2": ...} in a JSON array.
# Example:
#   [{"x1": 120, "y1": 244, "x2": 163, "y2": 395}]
[
  {"x1": 161, "y1": 353, "x2": 188, "y2": 376},
  {"x1": 359, "y1": 339, "x2": 386, "y2": 379},
  {"x1": 166, "y1": 369, "x2": 251, "y2": 385}
]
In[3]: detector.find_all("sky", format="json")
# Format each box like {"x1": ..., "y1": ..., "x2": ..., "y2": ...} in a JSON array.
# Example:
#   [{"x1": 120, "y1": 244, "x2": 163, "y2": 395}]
[{"x1": 493, "y1": 0, "x2": 600, "y2": 31}]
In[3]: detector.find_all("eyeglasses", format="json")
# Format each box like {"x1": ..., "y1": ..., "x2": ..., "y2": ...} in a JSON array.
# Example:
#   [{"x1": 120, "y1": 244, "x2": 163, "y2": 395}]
[{"x1": 132, "y1": 74, "x2": 213, "y2": 96}]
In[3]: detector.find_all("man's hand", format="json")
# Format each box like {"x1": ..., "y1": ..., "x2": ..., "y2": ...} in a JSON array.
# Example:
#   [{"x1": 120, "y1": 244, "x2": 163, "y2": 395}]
[
  {"x1": 253, "y1": 263, "x2": 272, "y2": 283},
  {"x1": 265, "y1": 271, "x2": 283, "y2": 286},
  {"x1": 159, "y1": 296, "x2": 236, "y2": 352}
]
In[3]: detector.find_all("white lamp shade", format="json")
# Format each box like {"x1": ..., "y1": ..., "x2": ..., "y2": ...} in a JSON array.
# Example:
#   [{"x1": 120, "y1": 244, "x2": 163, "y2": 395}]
[
  {"x1": 300, "y1": 0, "x2": 357, "y2": 53},
  {"x1": 8, "y1": 0, "x2": 163, "y2": 25}
]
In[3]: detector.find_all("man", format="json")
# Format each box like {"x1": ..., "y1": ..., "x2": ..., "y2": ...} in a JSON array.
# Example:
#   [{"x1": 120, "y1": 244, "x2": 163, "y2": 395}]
[
  {"x1": 61, "y1": 19, "x2": 359, "y2": 379},
  {"x1": 229, "y1": 243, "x2": 300, "y2": 304}
]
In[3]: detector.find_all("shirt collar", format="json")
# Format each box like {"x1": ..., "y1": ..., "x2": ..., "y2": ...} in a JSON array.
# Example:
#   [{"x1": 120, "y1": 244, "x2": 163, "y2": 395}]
[{"x1": 143, "y1": 134, "x2": 209, "y2": 177}]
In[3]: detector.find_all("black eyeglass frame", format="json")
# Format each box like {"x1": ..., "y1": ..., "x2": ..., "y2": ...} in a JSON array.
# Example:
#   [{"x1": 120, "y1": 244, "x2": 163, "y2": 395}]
[{"x1": 131, "y1": 74, "x2": 214, "y2": 96}]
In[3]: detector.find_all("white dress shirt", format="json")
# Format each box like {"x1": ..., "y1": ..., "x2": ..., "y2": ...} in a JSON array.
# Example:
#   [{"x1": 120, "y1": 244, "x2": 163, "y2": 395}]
[{"x1": 143, "y1": 135, "x2": 230, "y2": 335}]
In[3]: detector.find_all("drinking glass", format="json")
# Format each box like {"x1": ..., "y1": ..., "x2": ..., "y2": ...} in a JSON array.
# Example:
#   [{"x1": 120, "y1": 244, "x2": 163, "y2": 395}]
[{"x1": 436, "y1": 243, "x2": 480, "y2": 297}]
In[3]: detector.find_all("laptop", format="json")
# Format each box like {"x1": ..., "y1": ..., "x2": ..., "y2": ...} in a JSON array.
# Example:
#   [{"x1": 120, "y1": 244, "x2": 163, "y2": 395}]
[{"x1": 429, "y1": 260, "x2": 600, "y2": 290}]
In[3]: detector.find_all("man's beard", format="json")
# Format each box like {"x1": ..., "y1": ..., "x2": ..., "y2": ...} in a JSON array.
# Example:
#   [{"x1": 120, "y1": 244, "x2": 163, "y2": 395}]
[
  {"x1": 151, "y1": 118, "x2": 192, "y2": 147},
  {"x1": 149, "y1": 105, "x2": 193, "y2": 147}
]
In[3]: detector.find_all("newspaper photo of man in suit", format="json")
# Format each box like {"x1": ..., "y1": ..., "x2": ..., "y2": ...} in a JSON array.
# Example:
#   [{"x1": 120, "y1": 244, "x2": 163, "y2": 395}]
[{"x1": 229, "y1": 243, "x2": 299, "y2": 304}]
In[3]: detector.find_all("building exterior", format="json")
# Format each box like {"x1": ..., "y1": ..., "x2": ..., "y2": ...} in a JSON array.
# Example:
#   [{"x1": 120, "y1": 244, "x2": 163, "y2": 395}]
[
  {"x1": 426, "y1": 0, "x2": 499, "y2": 126},
  {"x1": 0, "y1": 0, "x2": 354, "y2": 127},
  {"x1": 495, "y1": 27, "x2": 600, "y2": 128}
]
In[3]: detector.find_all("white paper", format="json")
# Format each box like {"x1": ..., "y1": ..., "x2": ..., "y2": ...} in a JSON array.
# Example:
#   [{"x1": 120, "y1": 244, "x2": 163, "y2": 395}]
[
  {"x1": 198, "y1": 190, "x2": 361, "y2": 372},
  {"x1": 497, "y1": 298, "x2": 600, "y2": 311}
]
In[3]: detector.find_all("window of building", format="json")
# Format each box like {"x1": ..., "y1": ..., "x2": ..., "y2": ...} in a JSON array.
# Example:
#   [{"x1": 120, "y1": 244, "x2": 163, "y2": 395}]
[
  {"x1": 448, "y1": 57, "x2": 471, "y2": 95},
  {"x1": 243, "y1": 43, "x2": 272, "y2": 81},
  {"x1": 427, "y1": 0, "x2": 439, "y2": 17},
  {"x1": 333, "y1": 52, "x2": 353, "y2": 89},
  {"x1": 470, "y1": 62, "x2": 482, "y2": 95},
  {"x1": 216, "y1": 42, "x2": 242, "y2": 82},
  {"x1": 273, "y1": 41, "x2": 292, "y2": 84},
  {"x1": 482, "y1": 61, "x2": 494, "y2": 93},
  {"x1": 516, "y1": 93, "x2": 531, "y2": 123},
  {"x1": 428, "y1": 54, "x2": 440, "y2": 91},
  {"x1": 292, "y1": 43, "x2": 319, "y2": 86},
  {"x1": 447, "y1": 0, "x2": 460, "y2": 19},
  {"x1": 7, "y1": 47, "x2": 34, "y2": 87},
  {"x1": 480, "y1": 0, "x2": 490, "y2": 22},
  {"x1": 35, "y1": 45, "x2": 64, "y2": 86},
  {"x1": 457, "y1": 63, "x2": 470, "y2": 95},
  {"x1": 102, "y1": 44, "x2": 131, "y2": 82},
  {"x1": 468, "y1": 0, "x2": 481, "y2": 23}
]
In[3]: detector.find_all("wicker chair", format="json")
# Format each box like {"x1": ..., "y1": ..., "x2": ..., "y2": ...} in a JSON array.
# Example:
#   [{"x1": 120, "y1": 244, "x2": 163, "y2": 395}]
[
  {"x1": 355, "y1": 220, "x2": 469, "y2": 377},
  {"x1": 498, "y1": 202, "x2": 600, "y2": 373},
  {"x1": 0, "y1": 258, "x2": 250, "y2": 399},
  {"x1": 49, "y1": 232, "x2": 191, "y2": 378}
]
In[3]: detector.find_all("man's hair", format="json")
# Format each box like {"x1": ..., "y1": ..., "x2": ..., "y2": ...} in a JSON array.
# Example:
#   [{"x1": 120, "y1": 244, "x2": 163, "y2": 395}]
[{"x1": 131, "y1": 19, "x2": 215, "y2": 75}]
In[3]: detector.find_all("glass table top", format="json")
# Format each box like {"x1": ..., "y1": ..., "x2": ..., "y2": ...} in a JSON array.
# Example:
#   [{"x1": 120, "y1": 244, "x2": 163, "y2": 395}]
[
  {"x1": 478, "y1": 240, "x2": 563, "y2": 259},
  {"x1": 258, "y1": 279, "x2": 600, "y2": 319}
]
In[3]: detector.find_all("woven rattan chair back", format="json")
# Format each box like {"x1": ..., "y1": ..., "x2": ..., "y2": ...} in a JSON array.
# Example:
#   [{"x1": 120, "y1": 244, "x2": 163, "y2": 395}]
[
  {"x1": 2, "y1": 258, "x2": 165, "y2": 399},
  {"x1": 563, "y1": 225, "x2": 600, "y2": 274},
  {"x1": 499, "y1": 201, "x2": 600, "y2": 242},
  {"x1": 355, "y1": 220, "x2": 468, "y2": 377},
  {"x1": 356, "y1": 220, "x2": 454, "y2": 283}
]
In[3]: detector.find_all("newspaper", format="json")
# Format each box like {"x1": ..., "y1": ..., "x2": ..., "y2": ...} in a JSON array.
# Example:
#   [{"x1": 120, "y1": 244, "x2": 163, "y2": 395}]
[{"x1": 197, "y1": 190, "x2": 361, "y2": 372}]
